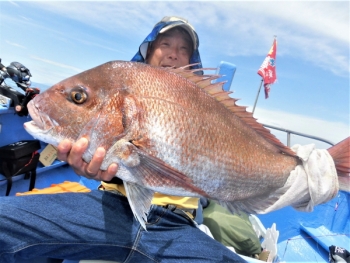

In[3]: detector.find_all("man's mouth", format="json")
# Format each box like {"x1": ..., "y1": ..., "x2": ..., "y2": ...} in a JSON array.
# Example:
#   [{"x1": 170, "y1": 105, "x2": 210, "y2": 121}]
[{"x1": 161, "y1": 64, "x2": 176, "y2": 68}]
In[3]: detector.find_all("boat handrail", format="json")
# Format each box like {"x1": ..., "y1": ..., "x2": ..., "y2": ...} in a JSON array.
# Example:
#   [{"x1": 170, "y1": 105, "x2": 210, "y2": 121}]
[{"x1": 262, "y1": 123, "x2": 335, "y2": 147}]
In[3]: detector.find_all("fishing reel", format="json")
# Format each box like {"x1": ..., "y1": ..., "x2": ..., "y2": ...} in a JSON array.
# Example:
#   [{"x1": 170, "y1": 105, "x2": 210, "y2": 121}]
[{"x1": 0, "y1": 59, "x2": 40, "y2": 116}]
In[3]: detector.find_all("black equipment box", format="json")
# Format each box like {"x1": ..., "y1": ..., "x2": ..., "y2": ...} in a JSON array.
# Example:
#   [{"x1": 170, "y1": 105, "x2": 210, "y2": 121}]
[
  {"x1": 0, "y1": 140, "x2": 41, "y2": 196},
  {"x1": 0, "y1": 140, "x2": 41, "y2": 160}
]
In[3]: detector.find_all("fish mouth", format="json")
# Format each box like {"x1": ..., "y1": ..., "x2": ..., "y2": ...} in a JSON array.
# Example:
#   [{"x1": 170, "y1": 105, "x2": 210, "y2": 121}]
[{"x1": 24, "y1": 100, "x2": 54, "y2": 133}]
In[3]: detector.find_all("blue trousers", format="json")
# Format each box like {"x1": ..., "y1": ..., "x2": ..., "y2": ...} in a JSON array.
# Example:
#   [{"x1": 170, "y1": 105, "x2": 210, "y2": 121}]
[{"x1": 0, "y1": 190, "x2": 246, "y2": 263}]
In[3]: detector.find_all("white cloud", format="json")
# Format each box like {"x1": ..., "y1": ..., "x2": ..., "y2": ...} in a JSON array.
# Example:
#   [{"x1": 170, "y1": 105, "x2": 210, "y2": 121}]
[
  {"x1": 8, "y1": 1, "x2": 19, "y2": 7},
  {"x1": 5, "y1": 40, "x2": 26, "y2": 49},
  {"x1": 25, "y1": 56, "x2": 83, "y2": 86},
  {"x1": 78, "y1": 39, "x2": 127, "y2": 54},
  {"x1": 250, "y1": 2, "x2": 349, "y2": 44},
  {"x1": 30, "y1": 55, "x2": 82, "y2": 73},
  {"x1": 252, "y1": 107, "x2": 349, "y2": 149},
  {"x1": 30, "y1": 1, "x2": 348, "y2": 43},
  {"x1": 19, "y1": 15, "x2": 32, "y2": 22},
  {"x1": 200, "y1": 2, "x2": 349, "y2": 76}
]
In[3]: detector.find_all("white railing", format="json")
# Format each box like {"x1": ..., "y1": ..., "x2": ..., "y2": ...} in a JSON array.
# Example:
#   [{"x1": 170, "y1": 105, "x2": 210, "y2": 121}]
[{"x1": 262, "y1": 123, "x2": 335, "y2": 147}]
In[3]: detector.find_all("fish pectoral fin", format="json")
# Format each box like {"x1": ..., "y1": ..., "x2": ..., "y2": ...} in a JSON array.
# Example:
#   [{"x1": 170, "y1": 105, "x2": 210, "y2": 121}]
[
  {"x1": 115, "y1": 141, "x2": 195, "y2": 188},
  {"x1": 105, "y1": 139, "x2": 141, "y2": 168},
  {"x1": 119, "y1": 142, "x2": 141, "y2": 168},
  {"x1": 133, "y1": 149, "x2": 207, "y2": 196},
  {"x1": 114, "y1": 142, "x2": 207, "y2": 198},
  {"x1": 124, "y1": 181, "x2": 154, "y2": 230}
]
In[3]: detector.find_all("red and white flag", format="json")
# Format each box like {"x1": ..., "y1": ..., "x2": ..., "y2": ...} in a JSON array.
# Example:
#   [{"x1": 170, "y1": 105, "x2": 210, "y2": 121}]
[{"x1": 257, "y1": 38, "x2": 277, "y2": 99}]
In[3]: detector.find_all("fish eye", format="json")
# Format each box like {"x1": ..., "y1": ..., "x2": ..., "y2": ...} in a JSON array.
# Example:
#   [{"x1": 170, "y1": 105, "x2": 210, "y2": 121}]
[{"x1": 71, "y1": 89, "x2": 87, "y2": 104}]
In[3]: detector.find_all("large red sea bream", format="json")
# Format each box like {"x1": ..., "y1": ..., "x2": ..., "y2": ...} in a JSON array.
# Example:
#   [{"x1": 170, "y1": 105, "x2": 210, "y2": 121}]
[{"x1": 24, "y1": 61, "x2": 350, "y2": 228}]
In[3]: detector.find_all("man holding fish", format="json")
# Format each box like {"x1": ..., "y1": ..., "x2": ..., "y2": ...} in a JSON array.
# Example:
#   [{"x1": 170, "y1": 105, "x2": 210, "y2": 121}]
[{"x1": 0, "y1": 16, "x2": 248, "y2": 262}]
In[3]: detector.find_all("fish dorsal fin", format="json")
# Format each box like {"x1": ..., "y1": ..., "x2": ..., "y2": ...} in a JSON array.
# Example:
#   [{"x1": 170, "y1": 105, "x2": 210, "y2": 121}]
[{"x1": 167, "y1": 66, "x2": 296, "y2": 156}]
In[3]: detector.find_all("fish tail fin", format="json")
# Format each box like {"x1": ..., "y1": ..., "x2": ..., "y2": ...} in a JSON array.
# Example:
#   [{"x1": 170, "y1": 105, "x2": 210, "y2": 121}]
[{"x1": 328, "y1": 137, "x2": 350, "y2": 191}]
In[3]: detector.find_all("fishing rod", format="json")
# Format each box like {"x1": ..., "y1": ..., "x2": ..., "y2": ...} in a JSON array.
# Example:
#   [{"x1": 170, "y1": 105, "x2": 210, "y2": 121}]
[{"x1": 0, "y1": 59, "x2": 40, "y2": 116}]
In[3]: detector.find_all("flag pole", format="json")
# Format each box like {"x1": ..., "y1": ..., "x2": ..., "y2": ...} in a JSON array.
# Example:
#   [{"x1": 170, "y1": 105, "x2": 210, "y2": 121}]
[
  {"x1": 252, "y1": 79, "x2": 263, "y2": 115},
  {"x1": 254, "y1": 35, "x2": 277, "y2": 115}
]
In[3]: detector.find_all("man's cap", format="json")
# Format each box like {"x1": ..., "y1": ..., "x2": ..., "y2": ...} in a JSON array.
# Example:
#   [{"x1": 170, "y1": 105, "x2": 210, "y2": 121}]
[{"x1": 157, "y1": 16, "x2": 198, "y2": 50}]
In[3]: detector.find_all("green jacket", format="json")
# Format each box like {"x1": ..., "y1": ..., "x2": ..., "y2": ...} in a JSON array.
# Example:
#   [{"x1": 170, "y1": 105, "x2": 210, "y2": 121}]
[{"x1": 202, "y1": 200, "x2": 261, "y2": 256}]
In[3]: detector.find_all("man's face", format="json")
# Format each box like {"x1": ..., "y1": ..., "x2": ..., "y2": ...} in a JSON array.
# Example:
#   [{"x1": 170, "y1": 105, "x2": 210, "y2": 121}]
[{"x1": 146, "y1": 29, "x2": 192, "y2": 68}]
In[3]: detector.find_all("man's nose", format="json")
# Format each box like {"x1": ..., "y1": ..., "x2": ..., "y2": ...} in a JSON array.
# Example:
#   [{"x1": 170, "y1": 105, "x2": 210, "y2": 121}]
[{"x1": 168, "y1": 48, "x2": 178, "y2": 60}]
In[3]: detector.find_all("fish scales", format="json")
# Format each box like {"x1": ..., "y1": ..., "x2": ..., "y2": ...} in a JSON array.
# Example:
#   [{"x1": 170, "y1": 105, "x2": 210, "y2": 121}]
[
  {"x1": 116, "y1": 62, "x2": 295, "y2": 198},
  {"x1": 124, "y1": 63, "x2": 298, "y2": 197}
]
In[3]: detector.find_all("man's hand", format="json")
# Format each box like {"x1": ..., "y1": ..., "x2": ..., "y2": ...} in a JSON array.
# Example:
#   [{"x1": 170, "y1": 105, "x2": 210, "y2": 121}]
[{"x1": 57, "y1": 138, "x2": 118, "y2": 181}]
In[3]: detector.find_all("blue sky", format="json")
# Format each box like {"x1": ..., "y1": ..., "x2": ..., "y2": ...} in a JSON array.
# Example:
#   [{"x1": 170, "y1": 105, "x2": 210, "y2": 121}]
[{"x1": 1, "y1": 1, "x2": 349, "y2": 148}]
